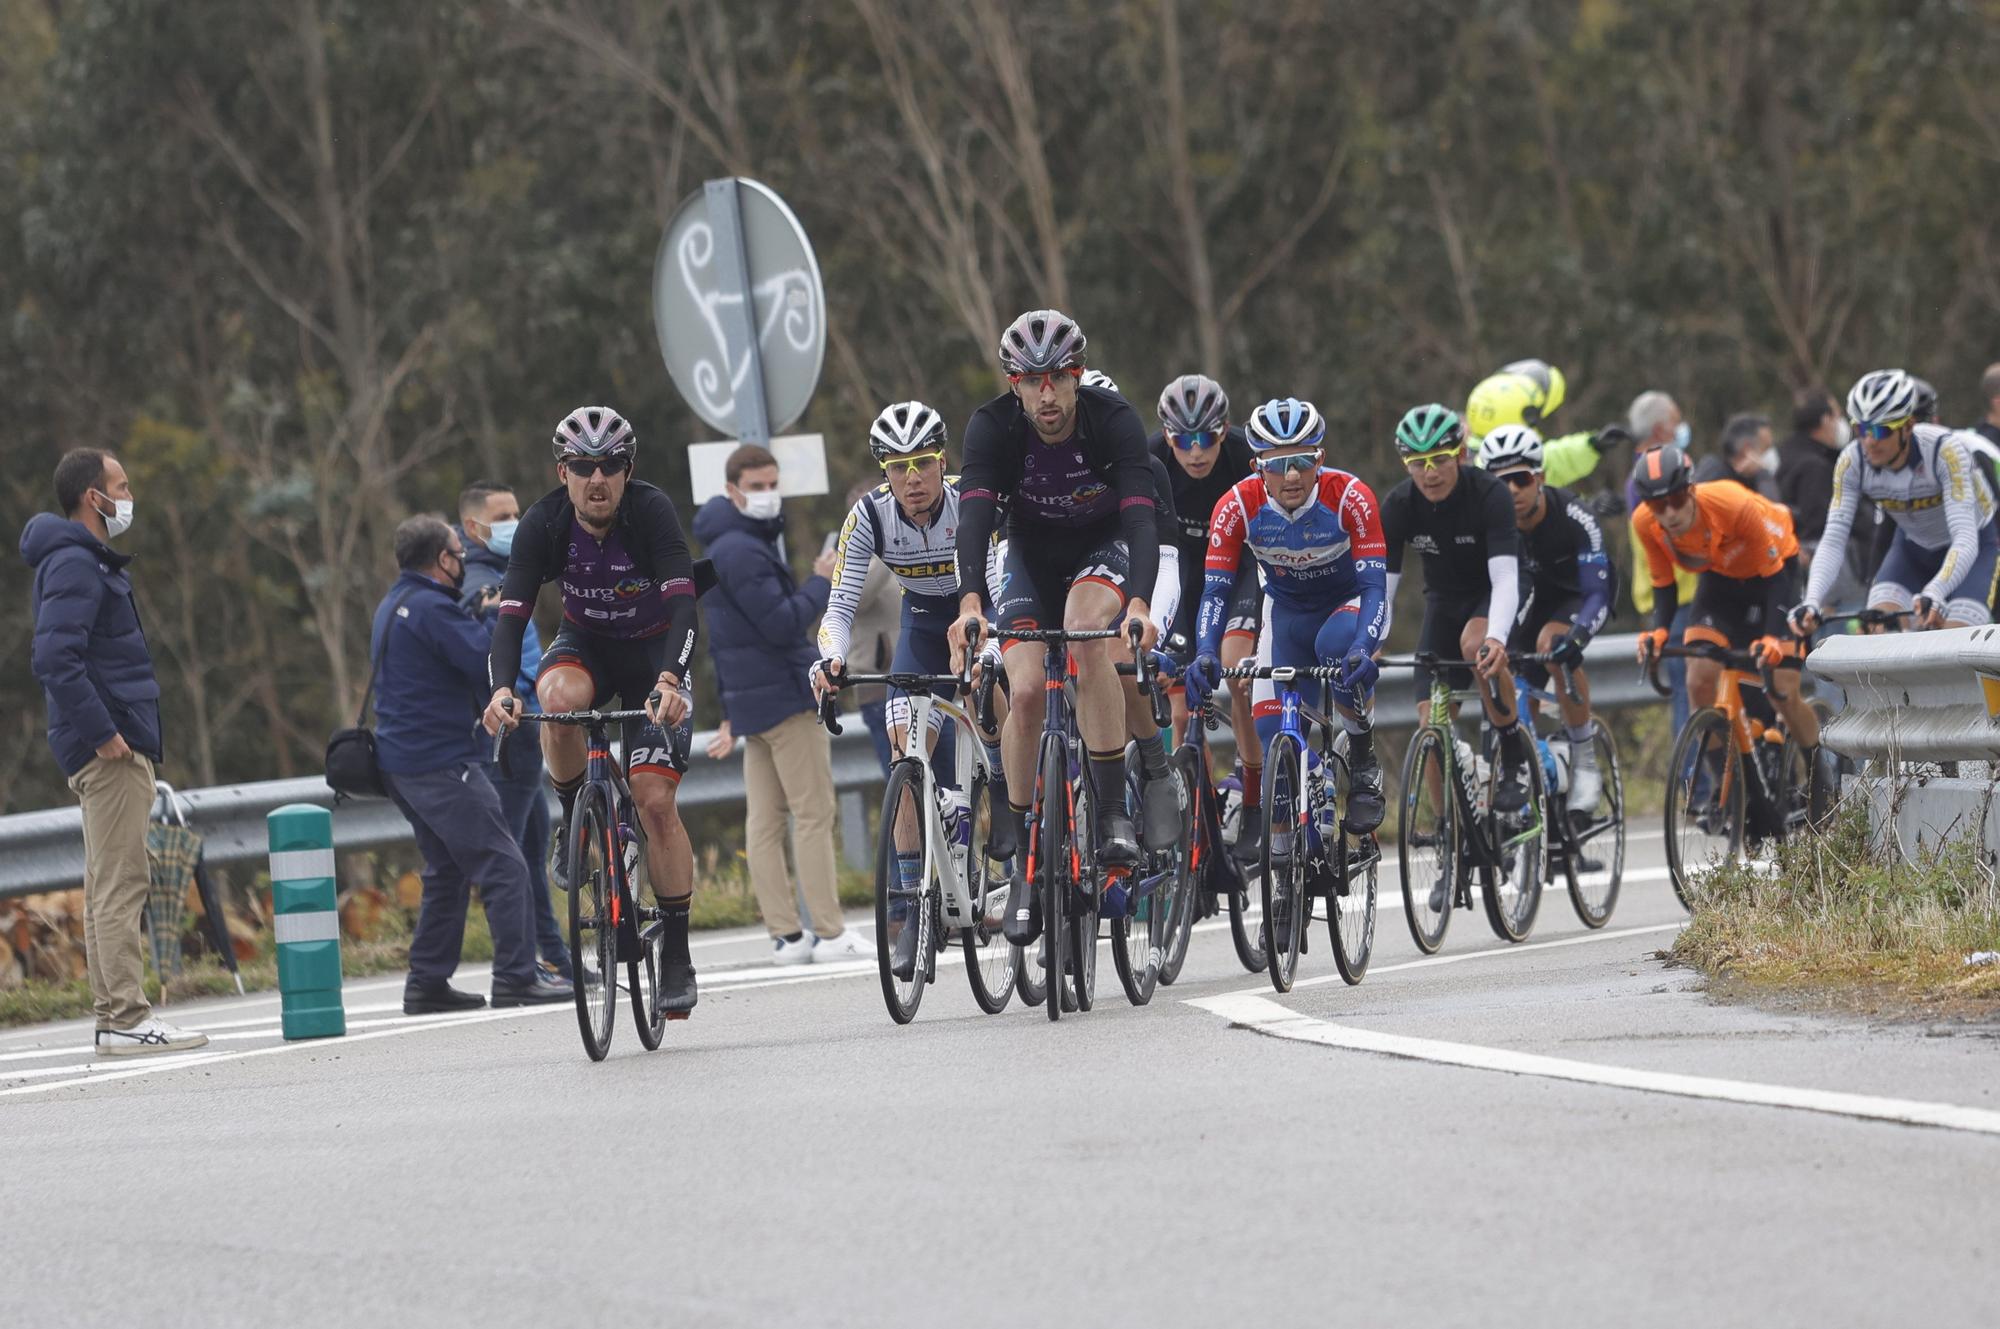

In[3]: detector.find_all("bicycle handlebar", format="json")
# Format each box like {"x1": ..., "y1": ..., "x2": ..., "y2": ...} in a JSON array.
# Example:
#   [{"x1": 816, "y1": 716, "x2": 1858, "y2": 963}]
[
  {"x1": 1640, "y1": 642, "x2": 1787, "y2": 703},
  {"x1": 491, "y1": 695, "x2": 685, "y2": 761}
]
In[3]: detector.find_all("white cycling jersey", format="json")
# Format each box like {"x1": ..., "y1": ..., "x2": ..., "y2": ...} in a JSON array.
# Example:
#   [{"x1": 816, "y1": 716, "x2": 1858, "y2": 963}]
[
  {"x1": 1802, "y1": 422, "x2": 1997, "y2": 609},
  {"x1": 817, "y1": 480, "x2": 965, "y2": 660}
]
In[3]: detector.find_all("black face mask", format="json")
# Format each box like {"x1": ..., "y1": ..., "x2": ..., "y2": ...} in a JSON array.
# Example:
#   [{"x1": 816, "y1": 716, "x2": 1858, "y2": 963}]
[{"x1": 443, "y1": 550, "x2": 466, "y2": 592}]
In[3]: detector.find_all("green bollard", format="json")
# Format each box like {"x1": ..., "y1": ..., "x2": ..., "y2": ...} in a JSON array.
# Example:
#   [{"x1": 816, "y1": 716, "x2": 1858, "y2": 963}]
[{"x1": 268, "y1": 803, "x2": 345, "y2": 1040}]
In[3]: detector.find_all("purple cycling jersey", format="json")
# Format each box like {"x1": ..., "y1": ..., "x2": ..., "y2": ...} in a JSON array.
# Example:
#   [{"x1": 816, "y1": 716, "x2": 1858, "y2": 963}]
[
  {"x1": 555, "y1": 519, "x2": 679, "y2": 639},
  {"x1": 1015, "y1": 436, "x2": 1116, "y2": 526}
]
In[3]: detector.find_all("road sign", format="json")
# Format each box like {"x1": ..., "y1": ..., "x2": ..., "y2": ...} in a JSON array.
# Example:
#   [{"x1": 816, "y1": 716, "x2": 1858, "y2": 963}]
[
  {"x1": 654, "y1": 177, "x2": 826, "y2": 443},
  {"x1": 687, "y1": 434, "x2": 829, "y2": 506}
]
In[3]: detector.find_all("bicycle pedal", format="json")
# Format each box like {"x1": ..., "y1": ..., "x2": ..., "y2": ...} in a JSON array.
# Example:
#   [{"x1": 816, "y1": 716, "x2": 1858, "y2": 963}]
[{"x1": 664, "y1": 1010, "x2": 690, "y2": 1022}]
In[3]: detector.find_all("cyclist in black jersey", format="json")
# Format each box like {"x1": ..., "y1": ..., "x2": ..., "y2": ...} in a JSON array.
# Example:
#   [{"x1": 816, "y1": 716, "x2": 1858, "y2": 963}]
[
  {"x1": 1479, "y1": 424, "x2": 1614, "y2": 812},
  {"x1": 1380, "y1": 403, "x2": 1534, "y2": 813},
  {"x1": 948, "y1": 310, "x2": 1164, "y2": 945},
  {"x1": 481, "y1": 406, "x2": 701, "y2": 1015},
  {"x1": 1148, "y1": 373, "x2": 1266, "y2": 854}
]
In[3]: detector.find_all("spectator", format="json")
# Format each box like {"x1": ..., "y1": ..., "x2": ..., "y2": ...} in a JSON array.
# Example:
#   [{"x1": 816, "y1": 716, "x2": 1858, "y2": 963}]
[
  {"x1": 1694, "y1": 413, "x2": 1780, "y2": 500},
  {"x1": 458, "y1": 480, "x2": 570, "y2": 980},
  {"x1": 1626, "y1": 391, "x2": 1695, "y2": 736},
  {"x1": 694, "y1": 446, "x2": 872, "y2": 964},
  {"x1": 372, "y1": 515, "x2": 571, "y2": 1013},
  {"x1": 840, "y1": 478, "x2": 903, "y2": 776},
  {"x1": 22, "y1": 449, "x2": 208, "y2": 1057},
  {"x1": 1964, "y1": 362, "x2": 2000, "y2": 498}
]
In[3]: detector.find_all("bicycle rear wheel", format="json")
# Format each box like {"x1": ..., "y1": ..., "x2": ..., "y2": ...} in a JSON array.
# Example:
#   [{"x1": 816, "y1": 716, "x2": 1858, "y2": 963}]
[
  {"x1": 630, "y1": 907, "x2": 666, "y2": 1050},
  {"x1": 1070, "y1": 765, "x2": 1100, "y2": 1013},
  {"x1": 1562, "y1": 720, "x2": 1624, "y2": 929},
  {"x1": 1111, "y1": 750, "x2": 1163, "y2": 1006},
  {"x1": 1665, "y1": 708, "x2": 1744, "y2": 909},
  {"x1": 1480, "y1": 727, "x2": 1545, "y2": 943},
  {"x1": 1156, "y1": 748, "x2": 1201, "y2": 988},
  {"x1": 567, "y1": 786, "x2": 617, "y2": 1061},
  {"x1": 1325, "y1": 749, "x2": 1376, "y2": 985},
  {"x1": 961, "y1": 767, "x2": 1017, "y2": 1015},
  {"x1": 1260, "y1": 733, "x2": 1307, "y2": 992},
  {"x1": 1398, "y1": 726, "x2": 1456, "y2": 954},
  {"x1": 874, "y1": 760, "x2": 930, "y2": 1025}
]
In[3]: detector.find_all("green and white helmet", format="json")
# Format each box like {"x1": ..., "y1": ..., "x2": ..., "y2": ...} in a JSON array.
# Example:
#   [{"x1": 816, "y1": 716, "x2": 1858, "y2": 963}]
[{"x1": 1394, "y1": 403, "x2": 1465, "y2": 456}]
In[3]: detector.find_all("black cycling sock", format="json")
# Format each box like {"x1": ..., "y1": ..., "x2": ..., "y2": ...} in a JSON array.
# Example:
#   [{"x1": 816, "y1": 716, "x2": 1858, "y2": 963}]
[
  {"x1": 552, "y1": 772, "x2": 583, "y2": 825},
  {"x1": 662, "y1": 896, "x2": 692, "y2": 965},
  {"x1": 1135, "y1": 731, "x2": 1170, "y2": 780},
  {"x1": 1087, "y1": 749, "x2": 1127, "y2": 816},
  {"x1": 1009, "y1": 801, "x2": 1032, "y2": 857}
]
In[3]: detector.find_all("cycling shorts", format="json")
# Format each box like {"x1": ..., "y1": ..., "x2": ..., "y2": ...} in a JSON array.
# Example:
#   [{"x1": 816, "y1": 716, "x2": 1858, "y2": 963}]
[
  {"x1": 1415, "y1": 590, "x2": 1490, "y2": 695},
  {"x1": 992, "y1": 526, "x2": 1130, "y2": 644},
  {"x1": 538, "y1": 625, "x2": 693, "y2": 779},
  {"x1": 1251, "y1": 594, "x2": 1369, "y2": 723},
  {"x1": 886, "y1": 593, "x2": 957, "y2": 735},
  {"x1": 1869, "y1": 522, "x2": 1999, "y2": 626},
  {"x1": 1508, "y1": 590, "x2": 1585, "y2": 689},
  {"x1": 1684, "y1": 567, "x2": 1801, "y2": 658}
]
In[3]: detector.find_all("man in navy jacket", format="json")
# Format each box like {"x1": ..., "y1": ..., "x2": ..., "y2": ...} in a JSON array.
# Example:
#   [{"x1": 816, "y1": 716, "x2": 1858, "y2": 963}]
[
  {"x1": 372, "y1": 515, "x2": 570, "y2": 1014},
  {"x1": 693, "y1": 445, "x2": 870, "y2": 964},
  {"x1": 23, "y1": 449, "x2": 207, "y2": 1056}
]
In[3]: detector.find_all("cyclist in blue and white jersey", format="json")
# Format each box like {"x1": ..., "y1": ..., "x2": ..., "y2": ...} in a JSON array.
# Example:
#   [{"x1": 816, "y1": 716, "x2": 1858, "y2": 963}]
[
  {"x1": 1185, "y1": 398, "x2": 1390, "y2": 840},
  {"x1": 1790, "y1": 369, "x2": 2000, "y2": 636}
]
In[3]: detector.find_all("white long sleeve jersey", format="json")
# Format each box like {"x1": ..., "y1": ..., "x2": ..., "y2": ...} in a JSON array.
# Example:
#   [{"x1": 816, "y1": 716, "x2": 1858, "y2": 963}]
[
  {"x1": 817, "y1": 481, "x2": 966, "y2": 660},
  {"x1": 1803, "y1": 423, "x2": 1998, "y2": 608}
]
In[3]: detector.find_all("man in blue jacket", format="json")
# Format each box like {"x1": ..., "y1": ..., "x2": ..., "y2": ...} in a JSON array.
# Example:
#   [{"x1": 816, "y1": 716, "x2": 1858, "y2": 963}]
[
  {"x1": 372, "y1": 515, "x2": 571, "y2": 1013},
  {"x1": 694, "y1": 445, "x2": 871, "y2": 964},
  {"x1": 23, "y1": 450, "x2": 209, "y2": 1057}
]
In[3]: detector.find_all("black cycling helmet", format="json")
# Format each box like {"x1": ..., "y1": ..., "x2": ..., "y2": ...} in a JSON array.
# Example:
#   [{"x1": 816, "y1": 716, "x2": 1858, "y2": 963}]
[{"x1": 1631, "y1": 444, "x2": 1694, "y2": 500}]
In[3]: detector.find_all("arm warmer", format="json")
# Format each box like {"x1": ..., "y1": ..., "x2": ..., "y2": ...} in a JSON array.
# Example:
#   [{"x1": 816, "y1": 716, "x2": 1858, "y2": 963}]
[
  {"x1": 1800, "y1": 445, "x2": 1862, "y2": 611},
  {"x1": 817, "y1": 497, "x2": 875, "y2": 660}
]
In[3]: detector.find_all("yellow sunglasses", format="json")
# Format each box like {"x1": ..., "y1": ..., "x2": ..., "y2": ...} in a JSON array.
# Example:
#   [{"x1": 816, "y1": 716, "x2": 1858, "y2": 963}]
[
  {"x1": 1402, "y1": 447, "x2": 1463, "y2": 473},
  {"x1": 882, "y1": 450, "x2": 945, "y2": 476}
]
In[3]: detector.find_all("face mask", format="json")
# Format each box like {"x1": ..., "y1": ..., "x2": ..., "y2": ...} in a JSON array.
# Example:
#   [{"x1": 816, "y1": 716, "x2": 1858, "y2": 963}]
[
  {"x1": 443, "y1": 551, "x2": 466, "y2": 593},
  {"x1": 1832, "y1": 418, "x2": 1852, "y2": 448},
  {"x1": 94, "y1": 493, "x2": 134, "y2": 539},
  {"x1": 1671, "y1": 421, "x2": 1691, "y2": 450},
  {"x1": 485, "y1": 519, "x2": 518, "y2": 557},
  {"x1": 740, "y1": 490, "x2": 783, "y2": 521},
  {"x1": 1755, "y1": 448, "x2": 1779, "y2": 477}
]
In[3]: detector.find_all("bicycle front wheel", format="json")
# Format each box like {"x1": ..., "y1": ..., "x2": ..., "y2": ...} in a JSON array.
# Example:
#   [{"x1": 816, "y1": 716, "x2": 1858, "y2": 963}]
[
  {"x1": 961, "y1": 766, "x2": 1017, "y2": 1015},
  {"x1": 1398, "y1": 726, "x2": 1456, "y2": 955},
  {"x1": 631, "y1": 910, "x2": 666, "y2": 1051},
  {"x1": 1562, "y1": 719, "x2": 1624, "y2": 929},
  {"x1": 1156, "y1": 747, "x2": 1202, "y2": 987},
  {"x1": 1325, "y1": 748, "x2": 1377, "y2": 985},
  {"x1": 1069, "y1": 762, "x2": 1100, "y2": 1013},
  {"x1": 1665, "y1": 708, "x2": 1743, "y2": 909},
  {"x1": 1480, "y1": 727, "x2": 1546, "y2": 943},
  {"x1": 874, "y1": 760, "x2": 930, "y2": 1025},
  {"x1": 1038, "y1": 738, "x2": 1070, "y2": 1023},
  {"x1": 1260, "y1": 733, "x2": 1307, "y2": 992},
  {"x1": 567, "y1": 785, "x2": 617, "y2": 1062},
  {"x1": 1111, "y1": 749, "x2": 1163, "y2": 1007}
]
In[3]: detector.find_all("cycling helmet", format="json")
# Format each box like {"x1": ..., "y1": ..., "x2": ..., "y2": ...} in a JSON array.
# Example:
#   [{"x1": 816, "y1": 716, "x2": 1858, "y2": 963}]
[
  {"x1": 1846, "y1": 369, "x2": 1918, "y2": 427},
  {"x1": 1245, "y1": 398, "x2": 1326, "y2": 453},
  {"x1": 1466, "y1": 359, "x2": 1567, "y2": 438},
  {"x1": 868, "y1": 401, "x2": 947, "y2": 464},
  {"x1": 553, "y1": 406, "x2": 636, "y2": 460},
  {"x1": 1478, "y1": 423, "x2": 1545, "y2": 473},
  {"x1": 1911, "y1": 376, "x2": 1939, "y2": 424},
  {"x1": 1630, "y1": 444, "x2": 1694, "y2": 500},
  {"x1": 1394, "y1": 403, "x2": 1466, "y2": 456},
  {"x1": 997, "y1": 308, "x2": 1087, "y2": 375},
  {"x1": 1080, "y1": 369, "x2": 1122, "y2": 395},
  {"x1": 1157, "y1": 374, "x2": 1230, "y2": 434}
]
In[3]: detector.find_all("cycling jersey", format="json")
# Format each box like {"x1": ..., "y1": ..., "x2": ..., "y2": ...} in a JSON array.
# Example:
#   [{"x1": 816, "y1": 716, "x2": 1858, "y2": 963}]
[
  {"x1": 1381, "y1": 464, "x2": 1522, "y2": 638},
  {"x1": 1515, "y1": 483, "x2": 1613, "y2": 644},
  {"x1": 1632, "y1": 481, "x2": 1798, "y2": 630},
  {"x1": 490, "y1": 480, "x2": 698, "y2": 694},
  {"x1": 1197, "y1": 468, "x2": 1386, "y2": 661},
  {"x1": 956, "y1": 384, "x2": 1159, "y2": 613},
  {"x1": 819, "y1": 479, "x2": 963, "y2": 661},
  {"x1": 988, "y1": 453, "x2": 1183, "y2": 637},
  {"x1": 1149, "y1": 425, "x2": 1258, "y2": 615},
  {"x1": 1802, "y1": 423, "x2": 1999, "y2": 612}
]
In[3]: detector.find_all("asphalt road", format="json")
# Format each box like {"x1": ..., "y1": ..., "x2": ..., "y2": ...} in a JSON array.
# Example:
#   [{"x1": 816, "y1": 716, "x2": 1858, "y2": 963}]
[{"x1": 5, "y1": 830, "x2": 1996, "y2": 1328}]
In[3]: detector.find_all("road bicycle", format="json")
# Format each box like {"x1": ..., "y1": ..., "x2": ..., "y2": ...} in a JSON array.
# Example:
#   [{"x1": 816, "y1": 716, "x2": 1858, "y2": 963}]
[
  {"x1": 1107, "y1": 644, "x2": 1188, "y2": 1006},
  {"x1": 1219, "y1": 662, "x2": 1379, "y2": 993},
  {"x1": 1649, "y1": 642, "x2": 1837, "y2": 909},
  {"x1": 494, "y1": 699, "x2": 681, "y2": 1062},
  {"x1": 1509, "y1": 651, "x2": 1625, "y2": 928},
  {"x1": 1389, "y1": 652, "x2": 1548, "y2": 954},
  {"x1": 816, "y1": 660, "x2": 1017, "y2": 1024},
  {"x1": 1157, "y1": 690, "x2": 1266, "y2": 982}
]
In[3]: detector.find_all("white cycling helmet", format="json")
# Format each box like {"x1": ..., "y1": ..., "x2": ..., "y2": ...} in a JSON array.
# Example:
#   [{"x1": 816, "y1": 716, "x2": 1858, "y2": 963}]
[
  {"x1": 1478, "y1": 423, "x2": 1545, "y2": 473},
  {"x1": 868, "y1": 401, "x2": 947, "y2": 464},
  {"x1": 552, "y1": 406, "x2": 636, "y2": 460},
  {"x1": 1846, "y1": 369, "x2": 1918, "y2": 428},
  {"x1": 1080, "y1": 369, "x2": 1121, "y2": 395}
]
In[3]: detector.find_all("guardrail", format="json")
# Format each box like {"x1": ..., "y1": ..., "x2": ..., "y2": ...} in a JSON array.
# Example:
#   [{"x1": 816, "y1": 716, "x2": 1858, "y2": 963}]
[{"x1": 0, "y1": 632, "x2": 1658, "y2": 899}]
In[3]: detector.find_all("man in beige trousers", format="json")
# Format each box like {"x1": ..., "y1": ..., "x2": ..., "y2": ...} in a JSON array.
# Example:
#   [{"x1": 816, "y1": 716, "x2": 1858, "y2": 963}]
[
  {"x1": 22, "y1": 449, "x2": 207, "y2": 1056},
  {"x1": 694, "y1": 445, "x2": 872, "y2": 965}
]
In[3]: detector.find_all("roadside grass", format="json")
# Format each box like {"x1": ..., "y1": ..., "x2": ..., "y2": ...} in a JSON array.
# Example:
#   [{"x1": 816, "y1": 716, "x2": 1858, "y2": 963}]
[{"x1": 1668, "y1": 801, "x2": 2000, "y2": 1017}]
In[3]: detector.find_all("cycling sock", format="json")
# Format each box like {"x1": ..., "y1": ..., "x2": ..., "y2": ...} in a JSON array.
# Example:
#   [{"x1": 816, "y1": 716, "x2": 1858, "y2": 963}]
[
  {"x1": 662, "y1": 896, "x2": 692, "y2": 965},
  {"x1": 1009, "y1": 801, "x2": 1032, "y2": 858},
  {"x1": 1134, "y1": 731, "x2": 1170, "y2": 780},
  {"x1": 1240, "y1": 762, "x2": 1261, "y2": 808},
  {"x1": 1347, "y1": 726, "x2": 1376, "y2": 767},
  {"x1": 552, "y1": 772, "x2": 583, "y2": 825},
  {"x1": 1566, "y1": 723, "x2": 1593, "y2": 746},
  {"x1": 981, "y1": 739, "x2": 1005, "y2": 781},
  {"x1": 895, "y1": 851, "x2": 922, "y2": 893},
  {"x1": 1086, "y1": 749, "x2": 1127, "y2": 816}
]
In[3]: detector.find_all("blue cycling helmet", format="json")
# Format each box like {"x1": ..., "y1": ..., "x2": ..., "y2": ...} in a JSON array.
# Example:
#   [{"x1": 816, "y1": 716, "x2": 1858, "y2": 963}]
[{"x1": 1245, "y1": 397, "x2": 1326, "y2": 453}]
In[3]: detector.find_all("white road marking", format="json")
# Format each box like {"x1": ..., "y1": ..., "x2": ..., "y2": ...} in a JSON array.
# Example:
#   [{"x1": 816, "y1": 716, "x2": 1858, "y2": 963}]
[{"x1": 1187, "y1": 989, "x2": 2000, "y2": 1137}]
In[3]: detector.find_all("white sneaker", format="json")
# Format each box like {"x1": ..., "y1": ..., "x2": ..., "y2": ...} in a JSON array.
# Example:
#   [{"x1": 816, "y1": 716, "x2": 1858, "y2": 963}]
[
  {"x1": 771, "y1": 933, "x2": 816, "y2": 966},
  {"x1": 811, "y1": 929, "x2": 876, "y2": 962},
  {"x1": 94, "y1": 1017, "x2": 209, "y2": 1058}
]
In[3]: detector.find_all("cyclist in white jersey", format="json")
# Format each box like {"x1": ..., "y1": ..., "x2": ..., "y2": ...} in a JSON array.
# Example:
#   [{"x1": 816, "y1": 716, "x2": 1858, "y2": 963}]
[{"x1": 1790, "y1": 369, "x2": 2000, "y2": 634}]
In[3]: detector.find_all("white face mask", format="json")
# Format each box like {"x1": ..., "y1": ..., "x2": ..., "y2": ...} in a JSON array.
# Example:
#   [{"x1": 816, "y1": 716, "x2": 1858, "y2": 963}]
[
  {"x1": 94, "y1": 493, "x2": 134, "y2": 539},
  {"x1": 739, "y1": 489, "x2": 783, "y2": 521},
  {"x1": 1755, "y1": 447, "x2": 1779, "y2": 477},
  {"x1": 1832, "y1": 418, "x2": 1852, "y2": 448},
  {"x1": 1671, "y1": 421, "x2": 1691, "y2": 450}
]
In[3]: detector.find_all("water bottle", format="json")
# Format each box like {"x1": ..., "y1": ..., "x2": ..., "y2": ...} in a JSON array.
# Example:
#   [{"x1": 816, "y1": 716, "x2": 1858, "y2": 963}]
[
  {"x1": 618, "y1": 824, "x2": 640, "y2": 885},
  {"x1": 940, "y1": 787, "x2": 971, "y2": 874},
  {"x1": 1306, "y1": 748, "x2": 1337, "y2": 849},
  {"x1": 1543, "y1": 738, "x2": 1569, "y2": 799},
  {"x1": 1455, "y1": 738, "x2": 1485, "y2": 812},
  {"x1": 1219, "y1": 778, "x2": 1243, "y2": 847}
]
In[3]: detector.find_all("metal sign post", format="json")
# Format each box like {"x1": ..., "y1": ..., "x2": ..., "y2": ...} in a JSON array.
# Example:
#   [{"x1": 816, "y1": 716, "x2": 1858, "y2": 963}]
[{"x1": 699, "y1": 179, "x2": 772, "y2": 446}]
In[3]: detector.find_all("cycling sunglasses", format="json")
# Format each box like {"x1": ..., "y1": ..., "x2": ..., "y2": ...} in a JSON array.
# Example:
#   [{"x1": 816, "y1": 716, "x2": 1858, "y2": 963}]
[
  {"x1": 1643, "y1": 488, "x2": 1694, "y2": 513},
  {"x1": 1497, "y1": 469, "x2": 1541, "y2": 490},
  {"x1": 1168, "y1": 429, "x2": 1223, "y2": 451},
  {"x1": 1401, "y1": 447, "x2": 1463, "y2": 473},
  {"x1": 1256, "y1": 451, "x2": 1321, "y2": 477},
  {"x1": 881, "y1": 450, "x2": 945, "y2": 477},
  {"x1": 1852, "y1": 418, "x2": 1908, "y2": 442},
  {"x1": 1007, "y1": 366, "x2": 1084, "y2": 392},
  {"x1": 561, "y1": 455, "x2": 630, "y2": 478}
]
